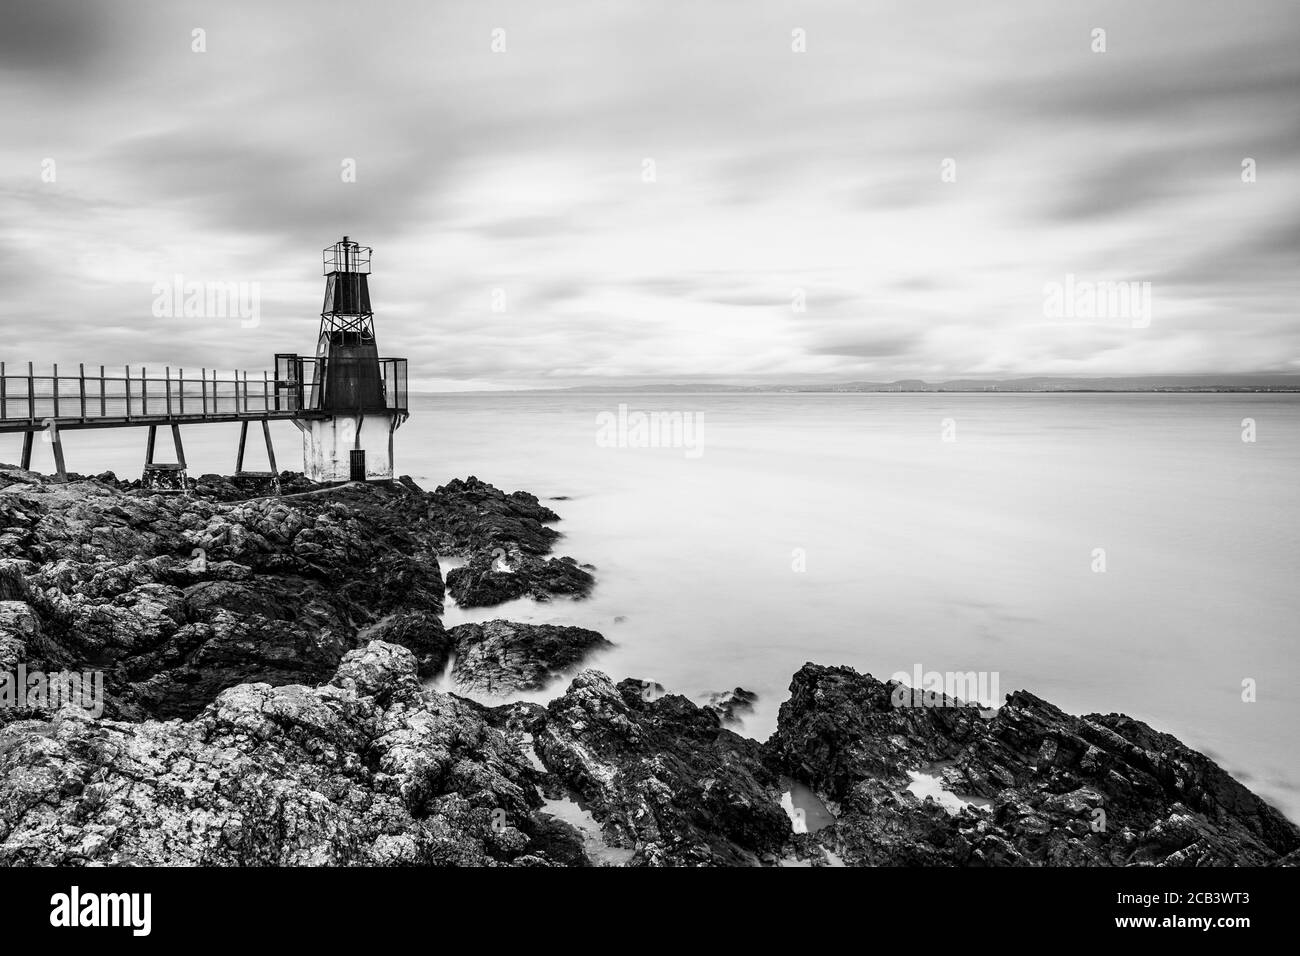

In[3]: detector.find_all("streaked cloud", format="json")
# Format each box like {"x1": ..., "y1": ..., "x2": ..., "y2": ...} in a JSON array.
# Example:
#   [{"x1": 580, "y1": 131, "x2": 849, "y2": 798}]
[{"x1": 1, "y1": 0, "x2": 1297, "y2": 388}]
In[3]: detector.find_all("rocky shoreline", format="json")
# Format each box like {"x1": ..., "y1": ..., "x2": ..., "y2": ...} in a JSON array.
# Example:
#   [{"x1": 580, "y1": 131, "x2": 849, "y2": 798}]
[{"x1": 0, "y1": 466, "x2": 1296, "y2": 866}]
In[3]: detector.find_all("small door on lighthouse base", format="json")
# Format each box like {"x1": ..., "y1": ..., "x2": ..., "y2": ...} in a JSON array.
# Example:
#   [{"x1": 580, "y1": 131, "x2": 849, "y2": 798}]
[{"x1": 301, "y1": 414, "x2": 396, "y2": 482}]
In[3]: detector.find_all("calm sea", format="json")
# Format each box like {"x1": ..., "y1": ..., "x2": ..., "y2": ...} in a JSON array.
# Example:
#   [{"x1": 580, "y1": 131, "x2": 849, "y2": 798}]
[{"x1": 30, "y1": 391, "x2": 1300, "y2": 821}]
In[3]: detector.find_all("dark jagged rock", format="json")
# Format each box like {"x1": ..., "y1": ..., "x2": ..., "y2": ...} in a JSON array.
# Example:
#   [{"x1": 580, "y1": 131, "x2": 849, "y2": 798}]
[
  {"x1": 702, "y1": 687, "x2": 758, "y2": 725},
  {"x1": 426, "y1": 476, "x2": 595, "y2": 607},
  {"x1": 765, "y1": 663, "x2": 1300, "y2": 866},
  {"x1": 0, "y1": 629, "x2": 1292, "y2": 867},
  {"x1": 191, "y1": 471, "x2": 315, "y2": 500},
  {"x1": 0, "y1": 471, "x2": 448, "y2": 718},
  {"x1": 359, "y1": 611, "x2": 455, "y2": 678},
  {"x1": 425, "y1": 476, "x2": 561, "y2": 556},
  {"x1": 448, "y1": 620, "x2": 612, "y2": 695},
  {"x1": 531, "y1": 671, "x2": 792, "y2": 866},
  {"x1": 766, "y1": 663, "x2": 987, "y2": 794},
  {"x1": 445, "y1": 560, "x2": 526, "y2": 606},
  {"x1": 0, "y1": 469, "x2": 601, "y2": 720},
  {"x1": 445, "y1": 552, "x2": 595, "y2": 608},
  {"x1": 0, "y1": 642, "x2": 586, "y2": 866}
]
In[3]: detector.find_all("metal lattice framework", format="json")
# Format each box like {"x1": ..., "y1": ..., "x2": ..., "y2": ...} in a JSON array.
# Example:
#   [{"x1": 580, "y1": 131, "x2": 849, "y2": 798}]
[{"x1": 319, "y1": 236, "x2": 375, "y2": 346}]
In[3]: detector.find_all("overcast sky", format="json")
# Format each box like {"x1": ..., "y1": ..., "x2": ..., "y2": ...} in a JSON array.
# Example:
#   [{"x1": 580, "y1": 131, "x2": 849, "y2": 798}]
[{"x1": 2, "y1": 0, "x2": 1297, "y2": 389}]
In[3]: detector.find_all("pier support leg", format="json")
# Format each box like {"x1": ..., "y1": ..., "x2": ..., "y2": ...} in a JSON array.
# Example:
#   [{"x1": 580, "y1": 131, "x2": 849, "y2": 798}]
[
  {"x1": 262, "y1": 419, "x2": 277, "y2": 475},
  {"x1": 50, "y1": 422, "x2": 67, "y2": 483},
  {"x1": 142, "y1": 424, "x2": 187, "y2": 492},
  {"x1": 387, "y1": 416, "x2": 397, "y2": 474},
  {"x1": 234, "y1": 419, "x2": 280, "y2": 494},
  {"x1": 235, "y1": 420, "x2": 249, "y2": 473},
  {"x1": 17, "y1": 426, "x2": 66, "y2": 481},
  {"x1": 171, "y1": 425, "x2": 186, "y2": 470}
]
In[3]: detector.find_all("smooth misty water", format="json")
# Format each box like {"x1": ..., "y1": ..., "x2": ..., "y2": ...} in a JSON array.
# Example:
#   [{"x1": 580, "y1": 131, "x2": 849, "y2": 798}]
[{"x1": 26, "y1": 392, "x2": 1300, "y2": 821}]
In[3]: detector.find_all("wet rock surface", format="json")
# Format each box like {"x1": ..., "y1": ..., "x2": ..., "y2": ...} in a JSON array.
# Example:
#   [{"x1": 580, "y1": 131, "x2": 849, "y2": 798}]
[
  {"x1": 702, "y1": 687, "x2": 758, "y2": 725},
  {"x1": 446, "y1": 553, "x2": 595, "y2": 608},
  {"x1": 448, "y1": 620, "x2": 612, "y2": 695},
  {"x1": 2, "y1": 467, "x2": 1296, "y2": 867},
  {"x1": 424, "y1": 476, "x2": 561, "y2": 557},
  {"x1": 765, "y1": 663, "x2": 1300, "y2": 866},
  {"x1": 429, "y1": 476, "x2": 595, "y2": 607},
  {"x1": 527, "y1": 672, "x2": 792, "y2": 866}
]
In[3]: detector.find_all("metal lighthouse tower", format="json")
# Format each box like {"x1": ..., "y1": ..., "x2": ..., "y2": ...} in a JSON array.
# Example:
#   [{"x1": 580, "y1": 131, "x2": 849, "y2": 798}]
[{"x1": 295, "y1": 236, "x2": 408, "y2": 481}]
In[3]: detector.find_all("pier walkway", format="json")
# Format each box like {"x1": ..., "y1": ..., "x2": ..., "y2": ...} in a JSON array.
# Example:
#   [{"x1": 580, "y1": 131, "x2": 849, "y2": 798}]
[{"x1": 0, "y1": 356, "x2": 407, "y2": 482}]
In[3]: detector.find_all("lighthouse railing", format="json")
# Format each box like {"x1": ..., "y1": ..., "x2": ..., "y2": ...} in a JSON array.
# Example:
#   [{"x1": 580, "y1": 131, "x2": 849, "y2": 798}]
[
  {"x1": 291, "y1": 356, "x2": 408, "y2": 415},
  {"x1": 380, "y1": 357, "x2": 408, "y2": 413}
]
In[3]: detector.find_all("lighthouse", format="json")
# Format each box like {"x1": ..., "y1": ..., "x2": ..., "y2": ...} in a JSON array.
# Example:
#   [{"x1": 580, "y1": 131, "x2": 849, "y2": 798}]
[
  {"x1": 1, "y1": 237, "x2": 406, "y2": 487},
  {"x1": 295, "y1": 237, "x2": 408, "y2": 482}
]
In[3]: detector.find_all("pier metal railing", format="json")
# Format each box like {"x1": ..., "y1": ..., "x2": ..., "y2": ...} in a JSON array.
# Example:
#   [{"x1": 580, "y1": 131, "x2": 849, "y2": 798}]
[
  {"x1": 0, "y1": 357, "x2": 408, "y2": 433},
  {"x1": 0, "y1": 363, "x2": 303, "y2": 432}
]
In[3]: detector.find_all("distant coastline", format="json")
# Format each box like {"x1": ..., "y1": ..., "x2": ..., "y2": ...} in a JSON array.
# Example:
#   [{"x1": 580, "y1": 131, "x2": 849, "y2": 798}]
[{"x1": 413, "y1": 375, "x2": 1300, "y2": 395}]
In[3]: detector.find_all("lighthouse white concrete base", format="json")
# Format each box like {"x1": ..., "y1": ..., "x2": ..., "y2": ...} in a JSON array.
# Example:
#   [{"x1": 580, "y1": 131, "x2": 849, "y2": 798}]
[{"x1": 301, "y1": 414, "x2": 397, "y2": 482}]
